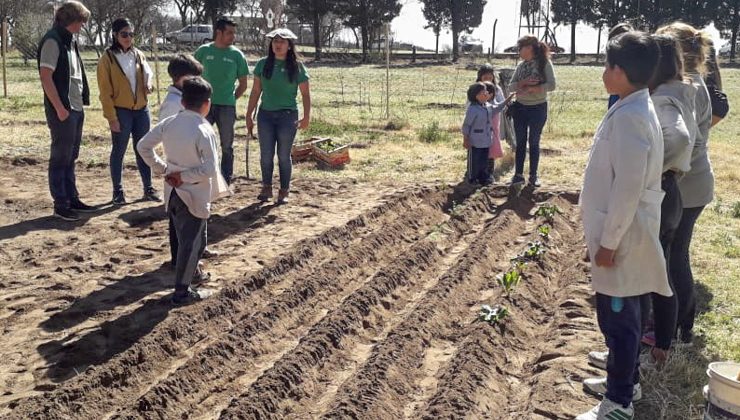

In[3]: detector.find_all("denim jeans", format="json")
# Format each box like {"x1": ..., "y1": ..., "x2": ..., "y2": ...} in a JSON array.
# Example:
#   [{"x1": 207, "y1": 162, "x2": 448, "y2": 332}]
[
  {"x1": 467, "y1": 147, "x2": 490, "y2": 184},
  {"x1": 168, "y1": 190, "x2": 207, "y2": 295},
  {"x1": 671, "y1": 205, "x2": 705, "y2": 338},
  {"x1": 257, "y1": 109, "x2": 298, "y2": 190},
  {"x1": 596, "y1": 293, "x2": 642, "y2": 407},
  {"x1": 207, "y1": 104, "x2": 236, "y2": 184},
  {"x1": 513, "y1": 102, "x2": 548, "y2": 180},
  {"x1": 110, "y1": 107, "x2": 152, "y2": 193},
  {"x1": 45, "y1": 104, "x2": 83, "y2": 209}
]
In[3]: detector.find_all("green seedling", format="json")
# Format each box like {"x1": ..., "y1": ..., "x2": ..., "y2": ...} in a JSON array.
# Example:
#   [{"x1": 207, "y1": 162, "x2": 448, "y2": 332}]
[
  {"x1": 497, "y1": 269, "x2": 522, "y2": 296},
  {"x1": 538, "y1": 224, "x2": 551, "y2": 239},
  {"x1": 479, "y1": 304, "x2": 509, "y2": 325},
  {"x1": 535, "y1": 204, "x2": 562, "y2": 223},
  {"x1": 523, "y1": 241, "x2": 547, "y2": 260}
]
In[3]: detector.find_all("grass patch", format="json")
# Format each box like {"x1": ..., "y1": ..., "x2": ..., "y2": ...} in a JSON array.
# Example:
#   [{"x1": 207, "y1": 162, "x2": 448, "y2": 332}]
[{"x1": 418, "y1": 121, "x2": 452, "y2": 143}]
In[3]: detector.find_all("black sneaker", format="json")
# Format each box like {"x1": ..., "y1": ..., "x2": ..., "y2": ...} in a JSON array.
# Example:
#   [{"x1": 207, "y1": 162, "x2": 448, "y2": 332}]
[
  {"x1": 70, "y1": 198, "x2": 97, "y2": 213},
  {"x1": 144, "y1": 187, "x2": 162, "y2": 202},
  {"x1": 511, "y1": 174, "x2": 525, "y2": 185},
  {"x1": 112, "y1": 190, "x2": 126, "y2": 205},
  {"x1": 529, "y1": 177, "x2": 541, "y2": 187},
  {"x1": 171, "y1": 288, "x2": 213, "y2": 305},
  {"x1": 53, "y1": 207, "x2": 80, "y2": 221},
  {"x1": 201, "y1": 247, "x2": 220, "y2": 259}
]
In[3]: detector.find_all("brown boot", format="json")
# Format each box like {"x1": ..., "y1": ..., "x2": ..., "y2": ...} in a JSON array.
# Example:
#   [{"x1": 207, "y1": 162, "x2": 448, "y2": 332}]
[
  {"x1": 257, "y1": 184, "x2": 273, "y2": 202},
  {"x1": 277, "y1": 189, "x2": 289, "y2": 204}
]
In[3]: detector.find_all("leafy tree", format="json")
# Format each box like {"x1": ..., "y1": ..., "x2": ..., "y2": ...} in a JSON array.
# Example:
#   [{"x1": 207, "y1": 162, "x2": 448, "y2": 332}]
[
  {"x1": 715, "y1": 0, "x2": 740, "y2": 60},
  {"x1": 203, "y1": 0, "x2": 237, "y2": 27},
  {"x1": 552, "y1": 0, "x2": 592, "y2": 62},
  {"x1": 449, "y1": 0, "x2": 486, "y2": 61},
  {"x1": 286, "y1": 0, "x2": 335, "y2": 60},
  {"x1": 421, "y1": 0, "x2": 448, "y2": 55},
  {"x1": 334, "y1": 0, "x2": 401, "y2": 62}
]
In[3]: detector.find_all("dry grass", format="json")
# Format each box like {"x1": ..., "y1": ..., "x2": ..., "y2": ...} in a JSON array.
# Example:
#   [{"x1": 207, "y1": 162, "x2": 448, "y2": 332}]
[{"x1": 0, "y1": 50, "x2": 738, "y2": 419}]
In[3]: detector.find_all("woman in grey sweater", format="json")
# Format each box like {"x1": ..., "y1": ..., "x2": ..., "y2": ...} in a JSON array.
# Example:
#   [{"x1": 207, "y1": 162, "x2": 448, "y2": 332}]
[
  {"x1": 507, "y1": 35, "x2": 556, "y2": 187},
  {"x1": 656, "y1": 22, "x2": 715, "y2": 344}
]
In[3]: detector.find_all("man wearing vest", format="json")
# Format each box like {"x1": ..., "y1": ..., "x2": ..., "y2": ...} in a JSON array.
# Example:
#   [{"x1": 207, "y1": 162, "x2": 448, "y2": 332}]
[
  {"x1": 38, "y1": 1, "x2": 94, "y2": 221},
  {"x1": 194, "y1": 17, "x2": 250, "y2": 185}
]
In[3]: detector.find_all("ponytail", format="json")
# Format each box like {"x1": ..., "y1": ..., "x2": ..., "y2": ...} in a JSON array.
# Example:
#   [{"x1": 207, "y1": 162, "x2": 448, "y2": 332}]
[{"x1": 656, "y1": 21, "x2": 710, "y2": 75}]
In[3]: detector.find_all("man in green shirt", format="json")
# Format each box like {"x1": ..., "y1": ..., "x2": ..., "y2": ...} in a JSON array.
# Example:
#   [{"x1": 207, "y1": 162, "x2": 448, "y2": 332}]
[{"x1": 194, "y1": 17, "x2": 249, "y2": 184}]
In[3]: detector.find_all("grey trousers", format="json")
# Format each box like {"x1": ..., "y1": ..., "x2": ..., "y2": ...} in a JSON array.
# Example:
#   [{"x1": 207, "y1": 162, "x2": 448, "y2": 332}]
[{"x1": 168, "y1": 190, "x2": 207, "y2": 296}]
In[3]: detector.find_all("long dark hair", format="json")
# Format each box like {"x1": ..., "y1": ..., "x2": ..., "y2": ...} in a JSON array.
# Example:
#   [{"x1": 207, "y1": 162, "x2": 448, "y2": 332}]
[
  {"x1": 476, "y1": 63, "x2": 498, "y2": 85},
  {"x1": 649, "y1": 34, "x2": 685, "y2": 91},
  {"x1": 110, "y1": 18, "x2": 132, "y2": 52},
  {"x1": 263, "y1": 37, "x2": 301, "y2": 83},
  {"x1": 517, "y1": 35, "x2": 550, "y2": 80}
]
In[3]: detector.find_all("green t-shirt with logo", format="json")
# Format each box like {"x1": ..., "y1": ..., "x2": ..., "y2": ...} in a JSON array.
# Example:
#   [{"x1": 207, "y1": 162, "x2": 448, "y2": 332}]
[
  {"x1": 253, "y1": 58, "x2": 309, "y2": 111},
  {"x1": 194, "y1": 43, "x2": 249, "y2": 106}
]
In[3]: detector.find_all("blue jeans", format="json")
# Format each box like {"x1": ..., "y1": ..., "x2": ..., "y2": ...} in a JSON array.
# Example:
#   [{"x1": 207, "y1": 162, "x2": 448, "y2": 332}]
[
  {"x1": 513, "y1": 102, "x2": 548, "y2": 180},
  {"x1": 596, "y1": 293, "x2": 642, "y2": 407},
  {"x1": 45, "y1": 104, "x2": 83, "y2": 209},
  {"x1": 109, "y1": 107, "x2": 152, "y2": 193},
  {"x1": 207, "y1": 105, "x2": 236, "y2": 184},
  {"x1": 258, "y1": 109, "x2": 298, "y2": 190},
  {"x1": 467, "y1": 147, "x2": 490, "y2": 184}
]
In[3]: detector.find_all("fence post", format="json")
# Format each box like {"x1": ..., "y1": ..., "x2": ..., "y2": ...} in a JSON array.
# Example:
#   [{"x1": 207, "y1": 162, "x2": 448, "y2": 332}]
[
  {"x1": 385, "y1": 23, "x2": 390, "y2": 119},
  {"x1": 2, "y1": 19, "x2": 7, "y2": 98},
  {"x1": 151, "y1": 28, "x2": 161, "y2": 106}
]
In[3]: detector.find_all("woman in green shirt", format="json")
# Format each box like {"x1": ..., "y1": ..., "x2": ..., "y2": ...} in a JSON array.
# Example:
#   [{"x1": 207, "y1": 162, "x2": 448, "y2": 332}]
[{"x1": 246, "y1": 28, "x2": 311, "y2": 204}]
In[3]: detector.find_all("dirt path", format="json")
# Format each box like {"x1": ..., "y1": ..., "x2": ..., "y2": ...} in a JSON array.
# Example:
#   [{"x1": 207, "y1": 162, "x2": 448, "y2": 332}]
[{"x1": 0, "y1": 158, "x2": 608, "y2": 419}]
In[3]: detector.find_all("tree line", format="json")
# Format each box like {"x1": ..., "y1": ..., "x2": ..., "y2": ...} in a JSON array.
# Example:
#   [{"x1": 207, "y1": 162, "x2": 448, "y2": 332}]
[{"x1": 1, "y1": 0, "x2": 739, "y2": 62}]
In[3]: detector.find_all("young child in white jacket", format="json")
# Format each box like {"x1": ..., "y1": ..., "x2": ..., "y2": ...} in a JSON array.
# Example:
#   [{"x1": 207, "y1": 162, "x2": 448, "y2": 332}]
[{"x1": 577, "y1": 32, "x2": 671, "y2": 420}]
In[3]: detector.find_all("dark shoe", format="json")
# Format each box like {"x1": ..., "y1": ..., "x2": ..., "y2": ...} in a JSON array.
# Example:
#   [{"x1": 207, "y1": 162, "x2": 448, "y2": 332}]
[
  {"x1": 191, "y1": 261, "x2": 211, "y2": 285},
  {"x1": 277, "y1": 189, "x2": 289, "y2": 205},
  {"x1": 70, "y1": 198, "x2": 97, "y2": 213},
  {"x1": 201, "y1": 247, "x2": 220, "y2": 259},
  {"x1": 529, "y1": 177, "x2": 541, "y2": 187},
  {"x1": 53, "y1": 207, "x2": 80, "y2": 221},
  {"x1": 144, "y1": 187, "x2": 162, "y2": 202},
  {"x1": 257, "y1": 184, "x2": 273, "y2": 202},
  {"x1": 171, "y1": 288, "x2": 213, "y2": 305},
  {"x1": 511, "y1": 174, "x2": 525, "y2": 185},
  {"x1": 112, "y1": 190, "x2": 126, "y2": 205}
]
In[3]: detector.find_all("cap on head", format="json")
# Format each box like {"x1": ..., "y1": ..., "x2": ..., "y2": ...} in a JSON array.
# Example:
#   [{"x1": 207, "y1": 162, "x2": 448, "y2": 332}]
[{"x1": 266, "y1": 28, "x2": 298, "y2": 40}]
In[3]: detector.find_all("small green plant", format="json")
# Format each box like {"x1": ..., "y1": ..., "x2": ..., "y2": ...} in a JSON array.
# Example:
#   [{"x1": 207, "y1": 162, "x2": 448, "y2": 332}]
[
  {"x1": 479, "y1": 304, "x2": 509, "y2": 325},
  {"x1": 538, "y1": 224, "x2": 552, "y2": 239},
  {"x1": 535, "y1": 204, "x2": 563, "y2": 223},
  {"x1": 497, "y1": 269, "x2": 522, "y2": 296},
  {"x1": 524, "y1": 241, "x2": 547, "y2": 259},
  {"x1": 418, "y1": 121, "x2": 452, "y2": 143},
  {"x1": 731, "y1": 201, "x2": 740, "y2": 219}
]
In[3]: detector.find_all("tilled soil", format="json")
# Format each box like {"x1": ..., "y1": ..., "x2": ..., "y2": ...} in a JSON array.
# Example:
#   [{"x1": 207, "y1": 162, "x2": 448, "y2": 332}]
[{"x1": 0, "y1": 158, "x2": 607, "y2": 419}]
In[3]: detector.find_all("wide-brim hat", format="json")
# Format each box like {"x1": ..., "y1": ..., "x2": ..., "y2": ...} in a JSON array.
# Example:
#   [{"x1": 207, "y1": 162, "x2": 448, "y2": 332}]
[{"x1": 266, "y1": 28, "x2": 298, "y2": 40}]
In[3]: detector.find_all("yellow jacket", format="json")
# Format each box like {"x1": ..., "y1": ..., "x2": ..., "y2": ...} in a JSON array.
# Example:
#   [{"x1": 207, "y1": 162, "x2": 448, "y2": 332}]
[{"x1": 97, "y1": 48, "x2": 149, "y2": 122}]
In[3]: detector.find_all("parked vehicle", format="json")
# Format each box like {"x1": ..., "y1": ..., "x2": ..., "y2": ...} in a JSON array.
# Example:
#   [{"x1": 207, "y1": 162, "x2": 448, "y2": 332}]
[
  {"x1": 166, "y1": 25, "x2": 213, "y2": 44},
  {"x1": 719, "y1": 40, "x2": 740, "y2": 57},
  {"x1": 460, "y1": 35, "x2": 484, "y2": 53}
]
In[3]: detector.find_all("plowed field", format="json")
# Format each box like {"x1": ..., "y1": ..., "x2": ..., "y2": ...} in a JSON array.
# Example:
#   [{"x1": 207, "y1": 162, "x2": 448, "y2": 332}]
[{"x1": 0, "y1": 158, "x2": 606, "y2": 419}]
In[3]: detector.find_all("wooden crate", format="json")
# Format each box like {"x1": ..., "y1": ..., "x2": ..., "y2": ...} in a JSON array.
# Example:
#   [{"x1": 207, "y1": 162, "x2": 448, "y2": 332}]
[
  {"x1": 312, "y1": 138, "x2": 351, "y2": 168},
  {"x1": 291, "y1": 137, "x2": 325, "y2": 162}
]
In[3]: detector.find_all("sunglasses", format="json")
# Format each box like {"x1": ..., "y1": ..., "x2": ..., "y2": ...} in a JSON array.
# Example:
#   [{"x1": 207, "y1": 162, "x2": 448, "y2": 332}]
[{"x1": 118, "y1": 31, "x2": 135, "y2": 39}]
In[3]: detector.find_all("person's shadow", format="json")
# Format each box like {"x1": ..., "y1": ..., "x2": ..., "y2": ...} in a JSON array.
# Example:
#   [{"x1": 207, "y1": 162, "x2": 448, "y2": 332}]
[{"x1": 0, "y1": 203, "x2": 118, "y2": 241}]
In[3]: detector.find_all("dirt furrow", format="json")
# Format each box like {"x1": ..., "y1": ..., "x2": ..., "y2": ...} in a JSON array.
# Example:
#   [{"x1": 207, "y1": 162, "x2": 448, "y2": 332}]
[
  {"x1": 319, "y1": 206, "x2": 527, "y2": 420},
  {"x1": 5, "y1": 186, "x2": 445, "y2": 419}
]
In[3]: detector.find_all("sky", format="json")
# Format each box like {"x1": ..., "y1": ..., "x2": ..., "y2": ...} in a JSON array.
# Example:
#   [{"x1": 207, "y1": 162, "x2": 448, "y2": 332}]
[{"x1": 367, "y1": 0, "x2": 727, "y2": 54}]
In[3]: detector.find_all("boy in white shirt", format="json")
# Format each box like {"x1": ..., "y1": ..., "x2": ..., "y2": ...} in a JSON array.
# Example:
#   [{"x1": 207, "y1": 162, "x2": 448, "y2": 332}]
[
  {"x1": 158, "y1": 54, "x2": 203, "y2": 121},
  {"x1": 138, "y1": 77, "x2": 230, "y2": 305},
  {"x1": 577, "y1": 32, "x2": 671, "y2": 420}
]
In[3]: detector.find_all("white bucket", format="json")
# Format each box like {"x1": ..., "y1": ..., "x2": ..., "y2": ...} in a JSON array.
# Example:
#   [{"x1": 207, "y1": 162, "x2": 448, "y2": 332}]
[{"x1": 704, "y1": 362, "x2": 740, "y2": 420}]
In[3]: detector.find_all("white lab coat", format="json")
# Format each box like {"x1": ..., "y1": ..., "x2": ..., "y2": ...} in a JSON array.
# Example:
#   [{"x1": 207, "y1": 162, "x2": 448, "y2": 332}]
[{"x1": 579, "y1": 89, "x2": 672, "y2": 298}]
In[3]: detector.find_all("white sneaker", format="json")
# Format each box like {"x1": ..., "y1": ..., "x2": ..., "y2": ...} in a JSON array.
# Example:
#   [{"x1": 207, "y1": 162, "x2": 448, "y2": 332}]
[
  {"x1": 583, "y1": 377, "x2": 642, "y2": 401},
  {"x1": 588, "y1": 350, "x2": 609, "y2": 370},
  {"x1": 576, "y1": 397, "x2": 634, "y2": 420}
]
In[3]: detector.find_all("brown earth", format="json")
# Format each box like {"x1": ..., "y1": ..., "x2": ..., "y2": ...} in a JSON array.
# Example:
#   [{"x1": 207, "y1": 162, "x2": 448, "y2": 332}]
[{"x1": 0, "y1": 157, "x2": 609, "y2": 419}]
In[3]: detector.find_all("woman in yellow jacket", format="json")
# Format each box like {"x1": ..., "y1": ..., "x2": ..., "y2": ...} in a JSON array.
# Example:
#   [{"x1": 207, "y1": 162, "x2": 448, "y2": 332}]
[{"x1": 97, "y1": 18, "x2": 159, "y2": 204}]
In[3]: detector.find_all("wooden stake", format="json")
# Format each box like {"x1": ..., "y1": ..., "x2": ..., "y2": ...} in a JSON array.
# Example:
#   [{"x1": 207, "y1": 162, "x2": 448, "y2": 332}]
[
  {"x1": 2, "y1": 19, "x2": 8, "y2": 98},
  {"x1": 151, "y1": 27, "x2": 161, "y2": 105}
]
